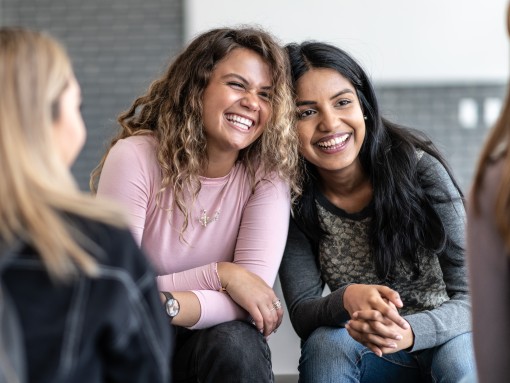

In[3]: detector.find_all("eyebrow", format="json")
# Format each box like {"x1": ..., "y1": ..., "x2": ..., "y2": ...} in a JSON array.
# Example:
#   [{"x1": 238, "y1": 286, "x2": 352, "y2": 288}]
[
  {"x1": 296, "y1": 88, "x2": 355, "y2": 107},
  {"x1": 222, "y1": 73, "x2": 273, "y2": 90}
]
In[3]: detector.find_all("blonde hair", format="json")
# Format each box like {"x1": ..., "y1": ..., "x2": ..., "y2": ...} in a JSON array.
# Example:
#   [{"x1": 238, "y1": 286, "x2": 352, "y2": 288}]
[
  {"x1": 0, "y1": 27, "x2": 126, "y2": 280},
  {"x1": 91, "y1": 26, "x2": 301, "y2": 236},
  {"x1": 471, "y1": 5, "x2": 510, "y2": 251}
]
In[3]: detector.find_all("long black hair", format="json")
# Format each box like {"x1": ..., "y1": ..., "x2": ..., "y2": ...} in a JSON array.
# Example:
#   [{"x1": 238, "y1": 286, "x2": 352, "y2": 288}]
[{"x1": 287, "y1": 41, "x2": 464, "y2": 280}]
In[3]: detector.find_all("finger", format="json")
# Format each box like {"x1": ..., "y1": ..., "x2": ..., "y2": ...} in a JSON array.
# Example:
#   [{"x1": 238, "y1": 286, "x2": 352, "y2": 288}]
[
  {"x1": 376, "y1": 286, "x2": 404, "y2": 309},
  {"x1": 349, "y1": 318, "x2": 403, "y2": 341},
  {"x1": 261, "y1": 304, "x2": 280, "y2": 337},
  {"x1": 352, "y1": 309, "x2": 385, "y2": 322},
  {"x1": 274, "y1": 307, "x2": 284, "y2": 332},
  {"x1": 249, "y1": 309, "x2": 265, "y2": 334},
  {"x1": 345, "y1": 325, "x2": 384, "y2": 357},
  {"x1": 354, "y1": 303, "x2": 408, "y2": 330},
  {"x1": 346, "y1": 323, "x2": 398, "y2": 350},
  {"x1": 267, "y1": 298, "x2": 283, "y2": 334},
  {"x1": 378, "y1": 306, "x2": 409, "y2": 330},
  {"x1": 353, "y1": 309, "x2": 400, "y2": 327}
]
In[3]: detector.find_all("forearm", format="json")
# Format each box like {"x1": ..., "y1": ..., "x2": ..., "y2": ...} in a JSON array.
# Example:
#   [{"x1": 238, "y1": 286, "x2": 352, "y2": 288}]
[{"x1": 159, "y1": 291, "x2": 201, "y2": 328}]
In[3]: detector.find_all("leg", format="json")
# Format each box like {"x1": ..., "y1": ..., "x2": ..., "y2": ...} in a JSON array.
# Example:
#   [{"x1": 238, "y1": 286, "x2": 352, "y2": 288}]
[
  {"x1": 173, "y1": 320, "x2": 273, "y2": 383},
  {"x1": 298, "y1": 327, "x2": 422, "y2": 383},
  {"x1": 417, "y1": 332, "x2": 476, "y2": 383}
]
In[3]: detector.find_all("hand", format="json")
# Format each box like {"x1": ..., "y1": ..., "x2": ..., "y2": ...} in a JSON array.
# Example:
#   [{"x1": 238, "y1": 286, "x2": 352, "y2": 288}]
[
  {"x1": 346, "y1": 310, "x2": 414, "y2": 356},
  {"x1": 217, "y1": 262, "x2": 283, "y2": 337},
  {"x1": 343, "y1": 284, "x2": 408, "y2": 330}
]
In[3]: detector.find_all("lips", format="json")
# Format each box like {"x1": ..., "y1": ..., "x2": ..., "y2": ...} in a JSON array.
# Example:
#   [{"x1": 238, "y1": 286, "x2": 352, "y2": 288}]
[{"x1": 225, "y1": 113, "x2": 255, "y2": 131}]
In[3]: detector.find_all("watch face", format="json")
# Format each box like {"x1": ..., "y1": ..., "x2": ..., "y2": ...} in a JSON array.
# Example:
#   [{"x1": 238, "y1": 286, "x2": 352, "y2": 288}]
[{"x1": 166, "y1": 298, "x2": 180, "y2": 318}]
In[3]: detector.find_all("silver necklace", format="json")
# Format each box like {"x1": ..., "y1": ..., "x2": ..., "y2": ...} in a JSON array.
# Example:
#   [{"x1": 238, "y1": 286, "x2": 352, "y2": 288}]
[{"x1": 197, "y1": 169, "x2": 233, "y2": 228}]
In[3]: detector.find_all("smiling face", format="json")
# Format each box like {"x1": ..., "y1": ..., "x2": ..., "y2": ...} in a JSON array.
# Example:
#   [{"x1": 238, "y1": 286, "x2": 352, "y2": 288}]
[
  {"x1": 52, "y1": 75, "x2": 86, "y2": 167},
  {"x1": 201, "y1": 48, "x2": 272, "y2": 162},
  {"x1": 295, "y1": 68, "x2": 366, "y2": 177}
]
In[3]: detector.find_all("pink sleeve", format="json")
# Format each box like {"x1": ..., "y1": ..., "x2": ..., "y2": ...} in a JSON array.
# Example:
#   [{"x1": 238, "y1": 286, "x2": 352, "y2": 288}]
[
  {"x1": 233, "y1": 176, "x2": 291, "y2": 286},
  {"x1": 96, "y1": 139, "x2": 152, "y2": 245},
  {"x1": 192, "y1": 176, "x2": 291, "y2": 329}
]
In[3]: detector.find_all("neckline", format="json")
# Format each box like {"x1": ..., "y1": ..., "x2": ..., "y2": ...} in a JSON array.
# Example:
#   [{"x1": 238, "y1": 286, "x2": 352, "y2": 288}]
[{"x1": 316, "y1": 190, "x2": 373, "y2": 220}]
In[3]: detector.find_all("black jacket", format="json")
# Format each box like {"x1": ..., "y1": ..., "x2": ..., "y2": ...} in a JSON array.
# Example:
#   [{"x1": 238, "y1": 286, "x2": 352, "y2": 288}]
[{"x1": 3, "y1": 215, "x2": 172, "y2": 383}]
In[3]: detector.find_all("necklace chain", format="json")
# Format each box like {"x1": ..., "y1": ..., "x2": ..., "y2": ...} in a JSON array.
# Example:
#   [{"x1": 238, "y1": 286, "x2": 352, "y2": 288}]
[{"x1": 197, "y1": 170, "x2": 233, "y2": 228}]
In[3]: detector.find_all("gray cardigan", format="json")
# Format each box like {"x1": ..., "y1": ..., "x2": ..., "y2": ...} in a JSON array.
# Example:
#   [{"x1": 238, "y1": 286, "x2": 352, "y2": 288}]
[{"x1": 279, "y1": 152, "x2": 471, "y2": 352}]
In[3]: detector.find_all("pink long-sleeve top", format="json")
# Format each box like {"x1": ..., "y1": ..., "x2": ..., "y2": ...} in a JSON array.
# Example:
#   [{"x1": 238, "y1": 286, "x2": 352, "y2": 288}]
[{"x1": 96, "y1": 135, "x2": 291, "y2": 329}]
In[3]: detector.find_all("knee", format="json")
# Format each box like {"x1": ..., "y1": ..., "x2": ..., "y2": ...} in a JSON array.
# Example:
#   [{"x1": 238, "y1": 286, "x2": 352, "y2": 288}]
[
  {"x1": 200, "y1": 321, "x2": 271, "y2": 367},
  {"x1": 431, "y1": 333, "x2": 475, "y2": 382},
  {"x1": 302, "y1": 327, "x2": 359, "y2": 362}
]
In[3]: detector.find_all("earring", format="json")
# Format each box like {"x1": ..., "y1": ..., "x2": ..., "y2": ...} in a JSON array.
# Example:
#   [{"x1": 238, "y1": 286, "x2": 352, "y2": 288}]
[{"x1": 364, "y1": 115, "x2": 367, "y2": 120}]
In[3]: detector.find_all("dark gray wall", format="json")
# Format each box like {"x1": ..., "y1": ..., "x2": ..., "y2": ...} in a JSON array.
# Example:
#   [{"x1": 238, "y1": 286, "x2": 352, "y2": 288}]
[
  {"x1": 1, "y1": 0, "x2": 183, "y2": 190},
  {"x1": 376, "y1": 83, "x2": 507, "y2": 192},
  {"x1": 0, "y1": 1, "x2": 505, "y2": 193}
]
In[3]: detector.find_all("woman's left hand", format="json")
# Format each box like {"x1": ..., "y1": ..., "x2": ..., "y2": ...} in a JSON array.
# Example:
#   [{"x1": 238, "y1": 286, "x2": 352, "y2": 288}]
[{"x1": 345, "y1": 309, "x2": 414, "y2": 356}]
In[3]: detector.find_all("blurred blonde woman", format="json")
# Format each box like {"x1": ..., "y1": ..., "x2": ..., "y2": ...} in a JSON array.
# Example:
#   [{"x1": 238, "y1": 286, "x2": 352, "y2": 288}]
[
  {"x1": 91, "y1": 27, "x2": 300, "y2": 382},
  {"x1": 467, "y1": 4, "x2": 510, "y2": 383},
  {"x1": 0, "y1": 27, "x2": 171, "y2": 383}
]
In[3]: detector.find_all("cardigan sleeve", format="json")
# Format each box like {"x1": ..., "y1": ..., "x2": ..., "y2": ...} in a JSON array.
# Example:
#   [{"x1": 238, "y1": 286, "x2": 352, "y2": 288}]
[
  {"x1": 404, "y1": 153, "x2": 471, "y2": 351},
  {"x1": 279, "y1": 218, "x2": 350, "y2": 340}
]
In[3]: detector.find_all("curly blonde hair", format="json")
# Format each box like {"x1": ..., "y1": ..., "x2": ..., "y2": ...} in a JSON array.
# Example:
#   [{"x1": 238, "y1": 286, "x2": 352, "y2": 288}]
[{"x1": 91, "y1": 26, "x2": 301, "y2": 234}]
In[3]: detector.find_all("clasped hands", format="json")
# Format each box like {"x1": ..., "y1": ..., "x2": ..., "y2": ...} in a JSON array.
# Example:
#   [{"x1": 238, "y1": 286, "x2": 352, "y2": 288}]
[
  {"x1": 343, "y1": 284, "x2": 414, "y2": 357},
  {"x1": 217, "y1": 262, "x2": 283, "y2": 337}
]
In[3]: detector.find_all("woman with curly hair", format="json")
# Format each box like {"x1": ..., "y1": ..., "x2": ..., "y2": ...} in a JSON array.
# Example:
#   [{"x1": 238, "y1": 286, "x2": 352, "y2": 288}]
[
  {"x1": 91, "y1": 27, "x2": 300, "y2": 382},
  {"x1": 279, "y1": 41, "x2": 474, "y2": 382}
]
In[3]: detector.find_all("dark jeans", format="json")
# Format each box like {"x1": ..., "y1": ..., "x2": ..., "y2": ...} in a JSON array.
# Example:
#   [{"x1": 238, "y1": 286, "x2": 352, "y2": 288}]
[{"x1": 172, "y1": 320, "x2": 273, "y2": 383}]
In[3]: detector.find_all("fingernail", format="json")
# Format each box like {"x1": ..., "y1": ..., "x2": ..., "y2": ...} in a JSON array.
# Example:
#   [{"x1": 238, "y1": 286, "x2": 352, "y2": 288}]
[
  {"x1": 389, "y1": 343, "x2": 397, "y2": 348},
  {"x1": 395, "y1": 335, "x2": 403, "y2": 340}
]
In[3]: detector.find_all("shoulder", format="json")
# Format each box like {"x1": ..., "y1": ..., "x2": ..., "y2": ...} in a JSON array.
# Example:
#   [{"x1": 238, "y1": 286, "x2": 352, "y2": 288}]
[
  {"x1": 416, "y1": 151, "x2": 464, "y2": 206},
  {"x1": 111, "y1": 135, "x2": 157, "y2": 159},
  {"x1": 232, "y1": 162, "x2": 290, "y2": 195},
  {"x1": 103, "y1": 135, "x2": 160, "y2": 181},
  {"x1": 417, "y1": 151, "x2": 453, "y2": 184},
  {"x1": 68, "y1": 215, "x2": 151, "y2": 276}
]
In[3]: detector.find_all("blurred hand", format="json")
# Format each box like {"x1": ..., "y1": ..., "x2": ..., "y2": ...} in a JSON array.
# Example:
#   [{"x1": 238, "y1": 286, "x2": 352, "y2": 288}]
[
  {"x1": 217, "y1": 262, "x2": 283, "y2": 337},
  {"x1": 346, "y1": 309, "x2": 414, "y2": 356},
  {"x1": 343, "y1": 284, "x2": 408, "y2": 329}
]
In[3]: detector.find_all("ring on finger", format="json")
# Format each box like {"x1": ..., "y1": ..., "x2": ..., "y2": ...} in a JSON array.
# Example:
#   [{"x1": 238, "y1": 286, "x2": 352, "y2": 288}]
[{"x1": 272, "y1": 299, "x2": 282, "y2": 311}]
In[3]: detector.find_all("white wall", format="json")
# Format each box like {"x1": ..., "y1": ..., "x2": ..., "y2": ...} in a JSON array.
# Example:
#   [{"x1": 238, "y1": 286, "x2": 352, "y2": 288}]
[
  {"x1": 184, "y1": 0, "x2": 510, "y2": 375},
  {"x1": 185, "y1": 0, "x2": 509, "y2": 84}
]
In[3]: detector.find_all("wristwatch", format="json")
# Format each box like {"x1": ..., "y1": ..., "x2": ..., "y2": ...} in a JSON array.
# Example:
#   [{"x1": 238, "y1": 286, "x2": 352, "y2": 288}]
[{"x1": 162, "y1": 291, "x2": 180, "y2": 321}]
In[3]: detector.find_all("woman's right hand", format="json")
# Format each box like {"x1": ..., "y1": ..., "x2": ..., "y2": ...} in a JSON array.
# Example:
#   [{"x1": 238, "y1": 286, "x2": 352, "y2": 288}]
[{"x1": 217, "y1": 262, "x2": 283, "y2": 337}]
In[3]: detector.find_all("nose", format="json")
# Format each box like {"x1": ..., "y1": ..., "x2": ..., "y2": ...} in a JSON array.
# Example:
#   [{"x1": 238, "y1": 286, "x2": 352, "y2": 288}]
[
  {"x1": 318, "y1": 108, "x2": 339, "y2": 132},
  {"x1": 240, "y1": 91, "x2": 260, "y2": 111}
]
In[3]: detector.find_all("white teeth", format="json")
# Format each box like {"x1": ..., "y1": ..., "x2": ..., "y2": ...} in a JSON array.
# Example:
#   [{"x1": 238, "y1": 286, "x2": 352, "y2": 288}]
[
  {"x1": 317, "y1": 135, "x2": 349, "y2": 148},
  {"x1": 226, "y1": 114, "x2": 254, "y2": 129}
]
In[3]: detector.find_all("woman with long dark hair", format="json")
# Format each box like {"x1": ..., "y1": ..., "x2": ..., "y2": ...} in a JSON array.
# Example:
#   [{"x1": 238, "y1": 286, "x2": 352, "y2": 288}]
[{"x1": 279, "y1": 41, "x2": 474, "y2": 382}]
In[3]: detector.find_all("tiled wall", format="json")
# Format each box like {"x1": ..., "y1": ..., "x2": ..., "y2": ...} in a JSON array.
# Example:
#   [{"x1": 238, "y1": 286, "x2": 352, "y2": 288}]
[
  {"x1": 376, "y1": 83, "x2": 507, "y2": 193},
  {"x1": 1, "y1": 2, "x2": 506, "y2": 195},
  {"x1": 1, "y1": 0, "x2": 184, "y2": 190}
]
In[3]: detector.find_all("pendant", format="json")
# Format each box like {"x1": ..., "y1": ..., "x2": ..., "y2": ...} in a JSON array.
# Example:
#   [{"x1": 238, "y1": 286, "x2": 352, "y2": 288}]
[{"x1": 199, "y1": 210, "x2": 220, "y2": 227}]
